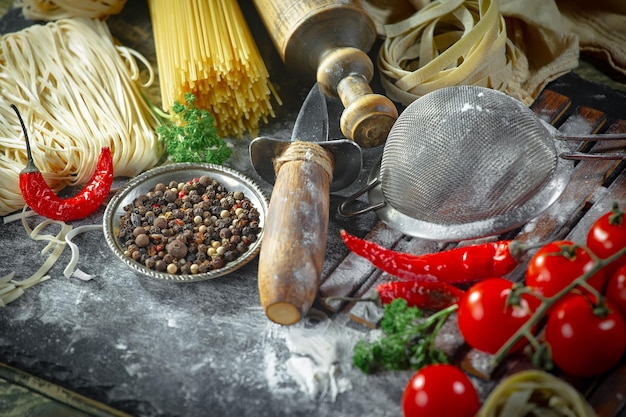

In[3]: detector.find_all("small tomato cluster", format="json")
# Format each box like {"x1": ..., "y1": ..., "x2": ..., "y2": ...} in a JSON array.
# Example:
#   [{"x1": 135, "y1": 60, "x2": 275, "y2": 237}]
[
  {"x1": 456, "y1": 202, "x2": 626, "y2": 380},
  {"x1": 343, "y1": 203, "x2": 626, "y2": 417},
  {"x1": 400, "y1": 203, "x2": 626, "y2": 417}
]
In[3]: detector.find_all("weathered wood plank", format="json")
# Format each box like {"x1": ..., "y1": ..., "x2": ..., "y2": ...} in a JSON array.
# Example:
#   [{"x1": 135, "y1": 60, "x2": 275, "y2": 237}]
[
  {"x1": 566, "y1": 120, "x2": 626, "y2": 245},
  {"x1": 530, "y1": 89, "x2": 571, "y2": 125},
  {"x1": 515, "y1": 105, "x2": 612, "y2": 244},
  {"x1": 584, "y1": 361, "x2": 626, "y2": 417}
]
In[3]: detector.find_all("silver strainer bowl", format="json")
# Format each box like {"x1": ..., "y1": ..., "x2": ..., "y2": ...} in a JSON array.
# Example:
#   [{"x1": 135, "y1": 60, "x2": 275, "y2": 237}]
[{"x1": 339, "y1": 85, "x2": 574, "y2": 241}]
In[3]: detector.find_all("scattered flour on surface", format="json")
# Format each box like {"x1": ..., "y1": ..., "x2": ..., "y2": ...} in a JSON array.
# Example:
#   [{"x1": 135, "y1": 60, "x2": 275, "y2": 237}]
[
  {"x1": 559, "y1": 114, "x2": 593, "y2": 135},
  {"x1": 521, "y1": 194, "x2": 581, "y2": 241},
  {"x1": 262, "y1": 309, "x2": 362, "y2": 402}
]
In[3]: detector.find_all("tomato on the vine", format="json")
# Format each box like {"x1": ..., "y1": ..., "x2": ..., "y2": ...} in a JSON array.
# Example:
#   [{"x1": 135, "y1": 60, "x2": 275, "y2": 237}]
[
  {"x1": 457, "y1": 277, "x2": 541, "y2": 355},
  {"x1": 606, "y1": 264, "x2": 626, "y2": 320},
  {"x1": 586, "y1": 202, "x2": 626, "y2": 276},
  {"x1": 402, "y1": 364, "x2": 480, "y2": 417},
  {"x1": 525, "y1": 240, "x2": 606, "y2": 298},
  {"x1": 544, "y1": 293, "x2": 626, "y2": 378}
]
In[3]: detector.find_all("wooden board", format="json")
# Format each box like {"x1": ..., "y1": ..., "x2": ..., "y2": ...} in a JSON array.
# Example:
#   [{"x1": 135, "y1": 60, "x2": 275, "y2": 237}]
[
  {"x1": 319, "y1": 83, "x2": 626, "y2": 416},
  {"x1": 0, "y1": 364, "x2": 131, "y2": 417}
]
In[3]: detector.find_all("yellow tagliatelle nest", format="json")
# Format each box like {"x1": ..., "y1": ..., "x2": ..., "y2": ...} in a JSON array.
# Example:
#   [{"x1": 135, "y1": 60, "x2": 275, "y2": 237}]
[
  {"x1": 378, "y1": 0, "x2": 527, "y2": 106},
  {"x1": 0, "y1": 18, "x2": 163, "y2": 216},
  {"x1": 477, "y1": 370, "x2": 597, "y2": 417}
]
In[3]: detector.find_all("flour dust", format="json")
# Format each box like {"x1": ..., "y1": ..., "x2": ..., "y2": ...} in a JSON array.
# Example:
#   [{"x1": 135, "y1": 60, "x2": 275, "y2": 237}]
[{"x1": 262, "y1": 309, "x2": 363, "y2": 403}]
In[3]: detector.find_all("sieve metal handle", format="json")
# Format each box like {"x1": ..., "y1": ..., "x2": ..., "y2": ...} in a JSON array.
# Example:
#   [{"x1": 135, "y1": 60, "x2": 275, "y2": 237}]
[
  {"x1": 560, "y1": 152, "x2": 626, "y2": 160},
  {"x1": 557, "y1": 132, "x2": 626, "y2": 160},
  {"x1": 556, "y1": 132, "x2": 626, "y2": 141},
  {"x1": 338, "y1": 178, "x2": 386, "y2": 217}
]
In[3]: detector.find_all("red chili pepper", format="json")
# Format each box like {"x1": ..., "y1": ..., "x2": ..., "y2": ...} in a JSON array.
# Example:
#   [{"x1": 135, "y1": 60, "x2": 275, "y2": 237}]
[
  {"x1": 340, "y1": 229, "x2": 523, "y2": 283},
  {"x1": 376, "y1": 280, "x2": 464, "y2": 310},
  {"x1": 13, "y1": 104, "x2": 114, "y2": 222},
  {"x1": 324, "y1": 279, "x2": 464, "y2": 311}
]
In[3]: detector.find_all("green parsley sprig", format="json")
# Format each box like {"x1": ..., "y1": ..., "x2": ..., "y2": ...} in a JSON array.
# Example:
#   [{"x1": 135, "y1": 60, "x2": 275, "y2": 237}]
[
  {"x1": 353, "y1": 298, "x2": 456, "y2": 374},
  {"x1": 156, "y1": 93, "x2": 231, "y2": 165}
]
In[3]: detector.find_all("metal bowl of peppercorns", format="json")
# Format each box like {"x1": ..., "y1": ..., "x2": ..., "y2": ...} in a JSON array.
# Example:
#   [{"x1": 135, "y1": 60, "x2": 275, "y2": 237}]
[{"x1": 103, "y1": 163, "x2": 269, "y2": 282}]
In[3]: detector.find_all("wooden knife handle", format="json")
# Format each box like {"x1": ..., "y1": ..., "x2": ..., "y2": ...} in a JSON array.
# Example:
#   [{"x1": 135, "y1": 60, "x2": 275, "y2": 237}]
[{"x1": 258, "y1": 142, "x2": 332, "y2": 325}]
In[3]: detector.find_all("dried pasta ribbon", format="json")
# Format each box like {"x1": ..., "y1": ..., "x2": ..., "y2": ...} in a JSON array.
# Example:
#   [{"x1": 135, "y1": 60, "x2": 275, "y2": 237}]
[
  {"x1": 378, "y1": 0, "x2": 526, "y2": 105},
  {"x1": 477, "y1": 370, "x2": 597, "y2": 417},
  {"x1": 22, "y1": 0, "x2": 127, "y2": 20},
  {"x1": 0, "y1": 209, "x2": 70, "y2": 307},
  {"x1": 273, "y1": 141, "x2": 334, "y2": 181},
  {"x1": 1, "y1": 208, "x2": 103, "y2": 306}
]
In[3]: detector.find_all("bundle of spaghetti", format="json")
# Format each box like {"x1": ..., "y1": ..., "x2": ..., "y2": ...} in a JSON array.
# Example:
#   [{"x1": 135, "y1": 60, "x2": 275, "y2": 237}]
[
  {"x1": 0, "y1": 17, "x2": 162, "y2": 216},
  {"x1": 22, "y1": 0, "x2": 127, "y2": 20},
  {"x1": 148, "y1": 0, "x2": 280, "y2": 138}
]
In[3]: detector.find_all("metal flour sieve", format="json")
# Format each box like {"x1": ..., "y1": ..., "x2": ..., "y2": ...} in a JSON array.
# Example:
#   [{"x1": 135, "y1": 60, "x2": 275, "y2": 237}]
[{"x1": 339, "y1": 85, "x2": 626, "y2": 241}]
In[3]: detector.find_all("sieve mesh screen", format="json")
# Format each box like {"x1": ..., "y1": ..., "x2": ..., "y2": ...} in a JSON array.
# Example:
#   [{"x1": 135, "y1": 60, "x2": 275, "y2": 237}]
[{"x1": 380, "y1": 86, "x2": 557, "y2": 226}]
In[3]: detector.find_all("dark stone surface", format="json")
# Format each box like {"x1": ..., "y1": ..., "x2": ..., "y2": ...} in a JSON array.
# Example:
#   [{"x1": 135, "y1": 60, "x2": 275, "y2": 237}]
[{"x1": 2, "y1": 2, "x2": 625, "y2": 417}]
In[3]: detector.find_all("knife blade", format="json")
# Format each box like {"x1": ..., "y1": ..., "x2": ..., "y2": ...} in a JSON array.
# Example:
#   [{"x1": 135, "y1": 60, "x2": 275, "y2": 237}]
[
  {"x1": 254, "y1": 84, "x2": 340, "y2": 325},
  {"x1": 291, "y1": 83, "x2": 329, "y2": 143}
]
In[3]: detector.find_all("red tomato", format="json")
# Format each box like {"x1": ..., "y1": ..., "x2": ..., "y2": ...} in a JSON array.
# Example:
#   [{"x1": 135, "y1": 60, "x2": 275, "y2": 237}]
[
  {"x1": 457, "y1": 277, "x2": 541, "y2": 355},
  {"x1": 525, "y1": 240, "x2": 606, "y2": 298},
  {"x1": 586, "y1": 204, "x2": 626, "y2": 276},
  {"x1": 606, "y1": 264, "x2": 626, "y2": 320},
  {"x1": 402, "y1": 364, "x2": 480, "y2": 417},
  {"x1": 544, "y1": 293, "x2": 626, "y2": 378}
]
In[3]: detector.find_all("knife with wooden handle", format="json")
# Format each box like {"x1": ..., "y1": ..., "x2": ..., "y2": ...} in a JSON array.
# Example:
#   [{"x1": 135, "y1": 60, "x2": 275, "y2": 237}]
[{"x1": 250, "y1": 84, "x2": 361, "y2": 325}]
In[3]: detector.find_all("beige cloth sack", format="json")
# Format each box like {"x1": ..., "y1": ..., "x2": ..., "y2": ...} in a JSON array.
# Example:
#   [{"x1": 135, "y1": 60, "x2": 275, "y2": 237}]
[
  {"x1": 498, "y1": 0, "x2": 579, "y2": 103},
  {"x1": 557, "y1": 0, "x2": 626, "y2": 76}
]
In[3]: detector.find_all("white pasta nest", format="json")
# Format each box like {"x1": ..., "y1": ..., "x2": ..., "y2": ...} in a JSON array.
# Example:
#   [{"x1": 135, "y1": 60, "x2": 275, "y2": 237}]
[
  {"x1": 0, "y1": 17, "x2": 163, "y2": 216},
  {"x1": 21, "y1": 0, "x2": 127, "y2": 20}
]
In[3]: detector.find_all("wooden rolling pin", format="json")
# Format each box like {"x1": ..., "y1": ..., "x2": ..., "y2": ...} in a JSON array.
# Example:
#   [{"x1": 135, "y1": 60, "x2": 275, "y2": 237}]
[{"x1": 251, "y1": 0, "x2": 398, "y2": 148}]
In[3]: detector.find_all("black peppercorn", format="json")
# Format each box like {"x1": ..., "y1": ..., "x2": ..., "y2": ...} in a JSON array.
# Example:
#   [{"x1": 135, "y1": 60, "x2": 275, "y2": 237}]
[
  {"x1": 135, "y1": 234, "x2": 150, "y2": 248},
  {"x1": 211, "y1": 257, "x2": 225, "y2": 269}
]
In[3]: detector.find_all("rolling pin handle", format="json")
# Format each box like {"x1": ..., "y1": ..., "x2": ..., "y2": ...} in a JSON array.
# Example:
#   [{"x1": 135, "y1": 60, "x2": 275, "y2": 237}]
[{"x1": 317, "y1": 47, "x2": 398, "y2": 148}]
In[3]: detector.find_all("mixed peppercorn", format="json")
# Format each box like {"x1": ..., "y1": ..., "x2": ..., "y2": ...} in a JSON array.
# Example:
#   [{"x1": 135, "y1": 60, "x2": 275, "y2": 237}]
[{"x1": 116, "y1": 175, "x2": 261, "y2": 275}]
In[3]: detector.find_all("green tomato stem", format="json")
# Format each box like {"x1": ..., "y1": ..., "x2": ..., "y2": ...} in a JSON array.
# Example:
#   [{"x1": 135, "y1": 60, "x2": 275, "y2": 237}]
[
  {"x1": 428, "y1": 304, "x2": 458, "y2": 331},
  {"x1": 523, "y1": 327, "x2": 542, "y2": 352},
  {"x1": 426, "y1": 303, "x2": 458, "y2": 326}
]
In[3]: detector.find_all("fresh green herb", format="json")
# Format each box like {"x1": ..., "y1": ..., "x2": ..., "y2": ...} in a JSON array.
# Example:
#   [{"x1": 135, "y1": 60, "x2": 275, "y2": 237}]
[
  {"x1": 353, "y1": 298, "x2": 456, "y2": 374},
  {"x1": 156, "y1": 93, "x2": 231, "y2": 164}
]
